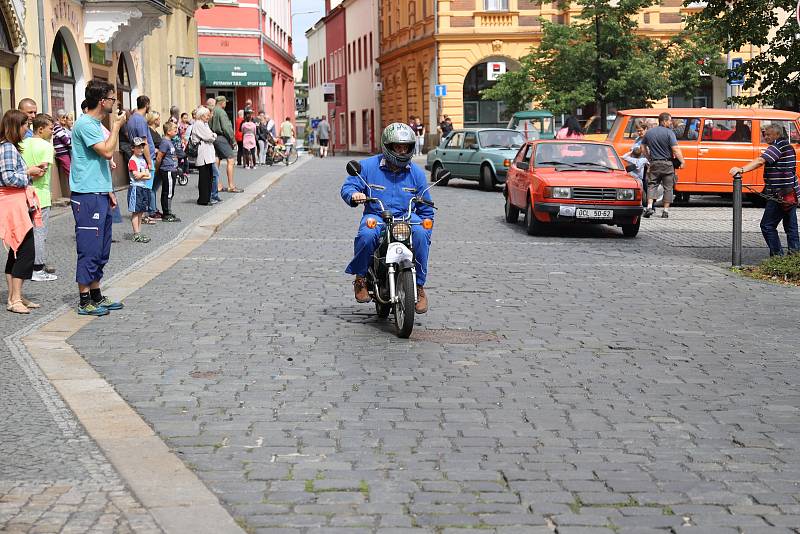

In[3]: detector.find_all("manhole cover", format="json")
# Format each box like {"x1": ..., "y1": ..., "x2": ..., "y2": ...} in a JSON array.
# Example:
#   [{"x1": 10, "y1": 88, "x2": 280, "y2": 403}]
[
  {"x1": 190, "y1": 370, "x2": 221, "y2": 379},
  {"x1": 412, "y1": 329, "x2": 500, "y2": 344}
]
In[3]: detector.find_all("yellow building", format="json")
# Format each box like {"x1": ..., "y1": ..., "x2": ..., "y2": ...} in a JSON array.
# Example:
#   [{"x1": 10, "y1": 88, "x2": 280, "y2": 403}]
[
  {"x1": 0, "y1": 0, "x2": 205, "y2": 196},
  {"x1": 379, "y1": 0, "x2": 760, "y2": 137}
]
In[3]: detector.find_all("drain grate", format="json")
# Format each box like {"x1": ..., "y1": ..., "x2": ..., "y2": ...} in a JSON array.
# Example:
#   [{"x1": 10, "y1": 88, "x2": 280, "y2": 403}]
[
  {"x1": 190, "y1": 370, "x2": 221, "y2": 379},
  {"x1": 412, "y1": 329, "x2": 500, "y2": 344}
]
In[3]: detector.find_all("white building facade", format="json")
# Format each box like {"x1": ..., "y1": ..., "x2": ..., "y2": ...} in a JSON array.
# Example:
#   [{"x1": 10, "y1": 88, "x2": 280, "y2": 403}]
[
  {"x1": 305, "y1": 18, "x2": 326, "y2": 122},
  {"x1": 343, "y1": 0, "x2": 380, "y2": 153}
]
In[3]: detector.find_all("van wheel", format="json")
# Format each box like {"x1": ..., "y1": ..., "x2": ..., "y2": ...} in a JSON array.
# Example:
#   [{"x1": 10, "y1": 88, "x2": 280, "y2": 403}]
[
  {"x1": 674, "y1": 192, "x2": 691, "y2": 205},
  {"x1": 480, "y1": 165, "x2": 495, "y2": 191}
]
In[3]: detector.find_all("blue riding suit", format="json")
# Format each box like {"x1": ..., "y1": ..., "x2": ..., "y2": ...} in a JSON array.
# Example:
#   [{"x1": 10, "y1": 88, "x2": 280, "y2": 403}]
[{"x1": 341, "y1": 154, "x2": 435, "y2": 286}]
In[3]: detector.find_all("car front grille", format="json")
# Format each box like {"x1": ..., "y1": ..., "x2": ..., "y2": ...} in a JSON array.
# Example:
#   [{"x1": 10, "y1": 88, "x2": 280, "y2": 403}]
[{"x1": 572, "y1": 187, "x2": 617, "y2": 201}]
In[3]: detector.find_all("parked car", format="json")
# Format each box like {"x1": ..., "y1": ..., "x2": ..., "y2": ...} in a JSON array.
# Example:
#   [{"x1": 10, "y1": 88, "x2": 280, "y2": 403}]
[
  {"x1": 425, "y1": 128, "x2": 525, "y2": 190},
  {"x1": 607, "y1": 108, "x2": 800, "y2": 204},
  {"x1": 506, "y1": 110, "x2": 555, "y2": 141},
  {"x1": 504, "y1": 140, "x2": 644, "y2": 237}
]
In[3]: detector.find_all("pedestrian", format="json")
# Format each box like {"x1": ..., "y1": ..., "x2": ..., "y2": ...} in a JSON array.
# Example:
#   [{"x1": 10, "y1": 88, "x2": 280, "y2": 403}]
[
  {"x1": 0, "y1": 109, "x2": 45, "y2": 314},
  {"x1": 52, "y1": 109, "x2": 72, "y2": 189},
  {"x1": 191, "y1": 106, "x2": 217, "y2": 205},
  {"x1": 413, "y1": 116, "x2": 425, "y2": 155},
  {"x1": 621, "y1": 146, "x2": 648, "y2": 199},
  {"x1": 641, "y1": 112, "x2": 684, "y2": 219},
  {"x1": 631, "y1": 119, "x2": 648, "y2": 151},
  {"x1": 266, "y1": 115, "x2": 276, "y2": 138},
  {"x1": 204, "y1": 98, "x2": 223, "y2": 202},
  {"x1": 125, "y1": 96, "x2": 156, "y2": 218},
  {"x1": 63, "y1": 112, "x2": 74, "y2": 136},
  {"x1": 438, "y1": 115, "x2": 453, "y2": 137},
  {"x1": 318, "y1": 116, "x2": 330, "y2": 158},
  {"x1": 168, "y1": 105, "x2": 180, "y2": 125},
  {"x1": 209, "y1": 96, "x2": 242, "y2": 193},
  {"x1": 127, "y1": 138, "x2": 152, "y2": 243},
  {"x1": 235, "y1": 109, "x2": 245, "y2": 166},
  {"x1": 556, "y1": 116, "x2": 584, "y2": 140},
  {"x1": 241, "y1": 111, "x2": 257, "y2": 169},
  {"x1": 178, "y1": 112, "x2": 191, "y2": 141},
  {"x1": 70, "y1": 79, "x2": 127, "y2": 316},
  {"x1": 729, "y1": 123, "x2": 800, "y2": 256},
  {"x1": 20, "y1": 113, "x2": 57, "y2": 282},
  {"x1": 280, "y1": 116, "x2": 295, "y2": 146},
  {"x1": 156, "y1": 121, "x2": 182, "y2": 222},
  {"x1": 147, "y1": 110, "x2": 163, "y2": 220},
  {"x1": 17, "y1": 98, "x2": 36, "y2": 138},
  {"x1": 257, "y1": 113, "x2": 270, "y2": 165}
]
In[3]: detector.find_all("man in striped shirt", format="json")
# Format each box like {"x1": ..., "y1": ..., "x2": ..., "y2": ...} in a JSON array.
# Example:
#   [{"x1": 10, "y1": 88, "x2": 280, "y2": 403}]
[{"x1": 730, "y1": 123, "x2": 799, "y2": 256}]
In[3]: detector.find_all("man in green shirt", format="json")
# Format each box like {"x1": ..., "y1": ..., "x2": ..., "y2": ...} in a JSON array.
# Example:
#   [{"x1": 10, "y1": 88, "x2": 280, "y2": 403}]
[
  {"x1": 279, "y1": 117, "x2": 295, "y2": 145},
  {"x1": 20, "y1": 114, "x2": 57, "y2": 281},
  {"x1": 209, "y1": 95, "x2": 241, "y2": 193}
]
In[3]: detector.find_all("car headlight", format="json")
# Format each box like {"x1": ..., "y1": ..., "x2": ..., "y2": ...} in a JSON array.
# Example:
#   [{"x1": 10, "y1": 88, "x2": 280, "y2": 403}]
[
  {"x1": 545, "y1": 186, "x2": 571, "y2": 199},
  {"x1": 616, "y1": 188, "x2": 636, "y2": 200},
  {"x1": 391, "y1": 222, "x2": 411, "y2": 242}
]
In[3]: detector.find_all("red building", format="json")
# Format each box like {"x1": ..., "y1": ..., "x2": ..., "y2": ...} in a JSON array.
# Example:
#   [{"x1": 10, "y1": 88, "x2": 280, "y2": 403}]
[
  {"x1": 324, "y1": 2, "x2": 347, "y2": 154},
  {"x1": 196, "y1": 0, "x2": 296, "y2": 125}
]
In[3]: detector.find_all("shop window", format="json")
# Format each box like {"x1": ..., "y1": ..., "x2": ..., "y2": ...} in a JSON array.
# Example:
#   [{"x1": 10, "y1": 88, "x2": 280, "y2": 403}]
[
  {"x1": 116, "y1": 55, "x2": 132, "y2": 111},
  {"x1": 50, "y1": 32, "x2": 76, "y2": 115}
]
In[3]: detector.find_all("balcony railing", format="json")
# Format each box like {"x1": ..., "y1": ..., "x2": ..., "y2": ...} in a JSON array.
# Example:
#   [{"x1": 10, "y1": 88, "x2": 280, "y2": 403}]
[{"x1": 476, "y1": 11, "x2": 518, "y2": 27}]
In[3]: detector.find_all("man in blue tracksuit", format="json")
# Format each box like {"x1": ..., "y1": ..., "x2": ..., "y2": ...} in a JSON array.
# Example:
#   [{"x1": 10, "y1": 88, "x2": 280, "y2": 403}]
[{"x1": 341, "y1": 122, "x2": 434, "y2": 313}]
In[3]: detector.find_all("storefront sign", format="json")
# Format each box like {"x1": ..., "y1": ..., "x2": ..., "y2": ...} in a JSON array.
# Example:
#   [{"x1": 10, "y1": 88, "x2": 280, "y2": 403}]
[
  {"x1": 90, "y1": 42, "x2": 107, "y2": 65},
  {"x1": 51, "y1": 0, "x2": 82, "y2": 35},
  {"x1": 487, "y1": 61, "x2": 506, "y2": 81}
]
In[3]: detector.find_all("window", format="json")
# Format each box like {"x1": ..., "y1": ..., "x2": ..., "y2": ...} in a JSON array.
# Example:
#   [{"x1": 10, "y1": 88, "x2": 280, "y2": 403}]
[
  {"x1": 116, "y1": 55, "x2": 132, "y2": 110},
  {"x1": 670, "y1": 117, "x2": 700, "y2": 141},
  {"x1": 484, "y1": 0, "x2": 509, "y2": 10},
  {"x1": 362, "y1": 36, "x2": 367, "y2": 69},
  {"x1": 350, "y1": 111, "x2": 356, "y2": 144},
  {"x1": 760, "y1": 120, "x2": 800, "y2": 144},
  {"x1": 623, "y1": 117, "x2": 656, "y2": 140},
  {"x1": 369, "y1": 33, "x2": 373, "y2": 65},
  {"x1": 50, "y1": 31, "x2": 76, "y2": 115},
  {"x1": 339, "y1": 113, "x2": 346, "y2": 144},
  {"x1": 463, "y1": 132, "x2": 478, "y2": 149},
  {"x1": 358, "y1": 39, "x2": 362, "y2": 71},
  {"x1": 517, "y1": 144, "x2": 533, "y2": 164},
  {"x1": 701, "y1": 119, "x2": 752, "y2": 143},
  {"x1": 445, "y1": 132, "x2": 464, "y2": 148},
  {"x1": 362, "y1": 110, "x2": 369, "y2": 146}
]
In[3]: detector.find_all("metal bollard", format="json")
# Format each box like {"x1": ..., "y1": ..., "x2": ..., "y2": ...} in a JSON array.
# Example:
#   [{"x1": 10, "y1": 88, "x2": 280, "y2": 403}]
[{"x1": 732, "y1": 172, "x2": 743, "y2": 267}]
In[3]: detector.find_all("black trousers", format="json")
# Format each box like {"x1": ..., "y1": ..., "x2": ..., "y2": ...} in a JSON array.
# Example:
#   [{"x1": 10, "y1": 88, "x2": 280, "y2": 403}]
[
  {"x1": 197, "y1": 163, "x2": 212, "y2": 205},
  {"x1": 159, "y1": 169, "x2": 177, "y2": 215},
  {"x1": 5, "y1": 228, "x2": 34, "y2": 279}
]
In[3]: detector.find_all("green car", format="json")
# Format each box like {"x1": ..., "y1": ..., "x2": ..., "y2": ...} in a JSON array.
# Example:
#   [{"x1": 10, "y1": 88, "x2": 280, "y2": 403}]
[
  {"x1": 506, "y1": 110, "x2": 555, "y2": 141},
  {"x1": 425, "y1": 128, "x2": 525, "y2": 191}
]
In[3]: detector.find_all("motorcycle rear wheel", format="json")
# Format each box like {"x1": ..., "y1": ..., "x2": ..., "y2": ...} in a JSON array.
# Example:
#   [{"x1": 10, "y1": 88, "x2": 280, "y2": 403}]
[{"x1": 393, "y1": 270, "x2": 415, "y2": 338}]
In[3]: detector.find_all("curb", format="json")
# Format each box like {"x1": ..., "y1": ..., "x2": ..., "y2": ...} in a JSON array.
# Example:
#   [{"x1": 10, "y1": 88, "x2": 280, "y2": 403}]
[{"x1": 13, "y1": 158, "x2": 310, "y2": 534}]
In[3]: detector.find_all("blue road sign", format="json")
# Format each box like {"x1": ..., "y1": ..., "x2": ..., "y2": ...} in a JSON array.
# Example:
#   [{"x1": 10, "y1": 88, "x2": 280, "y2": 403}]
[
  {"x1": 729, "y1": 57, "x2": 745, "y2": 86},
  {"x1": 434, "y1": 84, "x2": 447, "y2": 97}
]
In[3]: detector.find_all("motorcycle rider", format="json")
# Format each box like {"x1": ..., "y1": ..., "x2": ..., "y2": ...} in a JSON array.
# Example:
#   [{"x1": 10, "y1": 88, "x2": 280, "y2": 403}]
[{"x1": 341, "y1": 122, "x2": 435, "y2": 313}]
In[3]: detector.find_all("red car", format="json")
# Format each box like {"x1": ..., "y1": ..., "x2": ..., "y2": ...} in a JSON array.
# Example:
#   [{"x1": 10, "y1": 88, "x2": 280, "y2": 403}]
[{"x1": 503, "y1": 140, "x2": 644, "y2": 237}]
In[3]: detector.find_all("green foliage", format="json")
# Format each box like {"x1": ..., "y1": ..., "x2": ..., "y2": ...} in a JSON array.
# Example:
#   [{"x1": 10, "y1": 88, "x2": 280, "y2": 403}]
[
  {"x1": 755, "y1": 253, "x2": 800, "y2": 281},
  {"x1": 482, "y1": 0, "x2": 715, "y2": 114},
  {"x1": 686, "y1": 0, "x2": 800, "y2": 107}
]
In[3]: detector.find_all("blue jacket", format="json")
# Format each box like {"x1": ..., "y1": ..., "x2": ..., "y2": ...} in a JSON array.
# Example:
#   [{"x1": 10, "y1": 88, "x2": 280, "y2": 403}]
[{"x1": 340, "y1": 154, "x2": 434, "y2": 220}]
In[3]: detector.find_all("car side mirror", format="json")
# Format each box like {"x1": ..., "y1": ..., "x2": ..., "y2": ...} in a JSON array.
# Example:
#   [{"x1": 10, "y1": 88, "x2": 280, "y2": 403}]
[
  {"x1": 346, "y1": 160, "x2": 361, "y2": 176},
  {"x1": 516, "y1": 161, "x2": 529, "y2": 171}
]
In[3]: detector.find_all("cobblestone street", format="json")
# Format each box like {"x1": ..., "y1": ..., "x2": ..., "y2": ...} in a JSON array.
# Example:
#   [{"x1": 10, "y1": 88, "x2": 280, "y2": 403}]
[{"x1": 51, "y1": 156, "x2": 800, "y2": 533}]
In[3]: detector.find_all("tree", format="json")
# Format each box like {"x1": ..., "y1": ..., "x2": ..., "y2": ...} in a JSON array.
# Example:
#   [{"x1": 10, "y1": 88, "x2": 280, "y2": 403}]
[
  {"x1": 482, "y1": 0, "x2": 713, "y2": 125},
  {"x1": 685, "y1": 0, "x2": 800, "y2": 108}
]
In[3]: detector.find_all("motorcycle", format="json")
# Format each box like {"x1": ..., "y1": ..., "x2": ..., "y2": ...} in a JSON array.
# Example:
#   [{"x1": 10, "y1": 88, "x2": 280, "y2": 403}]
[{"x1": 346, "y1": 160, "x2": 450, "y2": 338}]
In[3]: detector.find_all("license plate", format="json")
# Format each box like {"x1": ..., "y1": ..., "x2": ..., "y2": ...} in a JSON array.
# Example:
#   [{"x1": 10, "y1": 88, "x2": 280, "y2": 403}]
[{"x1": 576, "y1": 208, "x2": 613, "y2": 219}]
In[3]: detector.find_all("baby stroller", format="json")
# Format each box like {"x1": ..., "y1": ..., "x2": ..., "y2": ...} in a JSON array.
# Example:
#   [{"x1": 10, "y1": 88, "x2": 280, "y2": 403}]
[{"x1": 172, "y1": 135, "x2": 189, "y2": 186}]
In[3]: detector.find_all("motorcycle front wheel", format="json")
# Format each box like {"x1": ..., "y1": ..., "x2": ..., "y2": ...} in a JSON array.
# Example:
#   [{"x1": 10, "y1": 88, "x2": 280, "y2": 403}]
[{"x1": 393, "y1": 270, "x2": 415, "y2": 338}]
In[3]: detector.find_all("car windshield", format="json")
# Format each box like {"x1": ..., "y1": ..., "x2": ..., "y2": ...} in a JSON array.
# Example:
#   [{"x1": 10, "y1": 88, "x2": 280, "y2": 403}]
[
  {"x1": 478, "y1": 130, "x2": 525, "y2": 149},
  {"x1": 534, "y1": 143, "x2": 623, "y2": 170}
]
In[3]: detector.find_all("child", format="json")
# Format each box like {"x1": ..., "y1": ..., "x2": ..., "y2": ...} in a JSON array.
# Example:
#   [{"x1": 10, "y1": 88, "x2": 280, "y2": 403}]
[
  {"x1": 21, "y1": 114, "x2": 57, "y2": 281},
  {"x1": 156, "y1": 122, "x2": 181, "y2": 222},
  {"x1": 127, "y1": 138, "x2": 152, "y2": 242},
  {"x1": 622, "y1": 146, "x2": 649, "y2": 204},
  {"x1": 241, "y1": 112, "x2": 257, "y2": 169}
]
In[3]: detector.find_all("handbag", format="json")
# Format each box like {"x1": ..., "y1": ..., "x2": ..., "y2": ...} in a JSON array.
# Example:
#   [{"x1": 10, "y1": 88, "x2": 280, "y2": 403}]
[{"x1": 186, "y1": 138, "x2": 199, "y2": 158}]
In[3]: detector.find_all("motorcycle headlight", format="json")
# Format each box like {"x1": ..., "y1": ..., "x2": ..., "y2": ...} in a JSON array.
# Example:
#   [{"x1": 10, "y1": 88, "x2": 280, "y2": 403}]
[
  {"x1": 545, "y1": 186, "x2": 571, "y2": 199},
  {"x1": 616, "y1": 188, "x2": 636, "y2": 200},
  {"x1": 391, "y1": 222, "x2": 411, "y2": 242}
]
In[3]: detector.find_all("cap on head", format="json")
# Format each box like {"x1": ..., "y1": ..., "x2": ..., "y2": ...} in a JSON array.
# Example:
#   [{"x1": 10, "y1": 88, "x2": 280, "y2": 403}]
[{"x1": 133, "y1": 137, "x2": 146, "y2": 147}]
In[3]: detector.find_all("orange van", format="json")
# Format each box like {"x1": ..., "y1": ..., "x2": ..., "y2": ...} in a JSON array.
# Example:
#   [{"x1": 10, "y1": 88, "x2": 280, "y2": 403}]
[{"x1": 607, "y1": 108, "x2": 800, "y2": 203}]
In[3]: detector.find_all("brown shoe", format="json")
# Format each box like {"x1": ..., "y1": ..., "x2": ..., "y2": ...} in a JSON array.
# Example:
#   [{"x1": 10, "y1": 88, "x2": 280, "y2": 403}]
[
  {"x1": 353, "y1": 276, "x2": 371, "y2": 303},
  {"x1": 415, "y1": 285, "x2": 428, "y2": 314}
]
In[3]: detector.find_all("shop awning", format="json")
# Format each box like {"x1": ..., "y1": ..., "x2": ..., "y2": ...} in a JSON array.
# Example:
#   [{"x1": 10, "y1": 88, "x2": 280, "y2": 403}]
[{"x1": 200, "y1": 57, "x2": 272, "y2": 87}]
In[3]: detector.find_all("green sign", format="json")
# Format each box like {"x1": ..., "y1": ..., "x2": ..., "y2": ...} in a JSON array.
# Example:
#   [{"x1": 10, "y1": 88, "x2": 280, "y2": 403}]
[{"x1": 90, "y1": 43, "x2": 107, "y2": 65}]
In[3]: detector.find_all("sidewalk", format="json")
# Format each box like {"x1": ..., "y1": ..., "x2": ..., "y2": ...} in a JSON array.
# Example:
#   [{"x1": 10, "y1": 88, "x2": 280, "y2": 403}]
[{"x1": 0, "y1": 160, "x2": 306, "y2": 533}]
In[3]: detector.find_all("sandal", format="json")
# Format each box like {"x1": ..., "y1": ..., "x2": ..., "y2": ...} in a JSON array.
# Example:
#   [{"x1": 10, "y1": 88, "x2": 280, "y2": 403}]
[
  {"x1": 228, "y1": 187, "x2": 244, "y2": 193},
  {"x1": 7, "y1": 300, "x2": 29, "y2": 314},
  {"x1": 21, "y1": 297, "x2": 40, "y2": 309},
  {"x1": 142, "y1": 217, "x2": 157, "y2": 225}
]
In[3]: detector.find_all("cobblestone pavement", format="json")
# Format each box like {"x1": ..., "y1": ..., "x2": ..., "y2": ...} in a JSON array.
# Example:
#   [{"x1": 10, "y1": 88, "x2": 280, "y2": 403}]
[
  {"x1": 65, "y1": 156, "x2": 800, "y2": 534},
  {"x1": 0, "y1": 163, "x2": 289, "y2": 533}
]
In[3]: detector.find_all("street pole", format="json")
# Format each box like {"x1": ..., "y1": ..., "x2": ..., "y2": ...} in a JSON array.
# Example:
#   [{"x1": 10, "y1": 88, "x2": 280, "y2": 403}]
[
  {"x1": 594, "y1": 7, "x2": 605, "y2": 134},
  {"x1": 732, "y1": 172, "x2": 742, "y2": 266}
]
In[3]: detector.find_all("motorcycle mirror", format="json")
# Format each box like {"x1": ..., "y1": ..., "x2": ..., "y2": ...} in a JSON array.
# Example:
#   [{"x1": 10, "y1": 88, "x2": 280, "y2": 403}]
[{"x1": 346, "y1": 160, "x2": 362, "y2": 177}]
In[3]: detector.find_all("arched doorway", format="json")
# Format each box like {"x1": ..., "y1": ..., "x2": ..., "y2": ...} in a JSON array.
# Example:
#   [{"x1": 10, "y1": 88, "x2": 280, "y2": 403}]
[
  {"x1": 116, "y1": 53, "x2": 135, "y2": 111},
  {"x1": 0, "y1": 10, "x2": 17, "y2": 115},
  {"x1": 463, "y1": 57, "x2": 519, "y2": 128},
  {"x1": 50, "y1": 29, "x2": 83, "y2": 116}
]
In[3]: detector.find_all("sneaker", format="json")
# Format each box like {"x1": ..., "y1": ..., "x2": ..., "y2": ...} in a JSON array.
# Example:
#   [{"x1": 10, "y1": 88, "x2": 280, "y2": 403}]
[
  {"x1": 661, "y1": 211, "x2": 669, "y2": 218},
  {"x1": 93, "y1": 296, "x2": 123, "y2": 311},
  {"x1": 31, "y1": 270, "x2": 58, "y2": 281},
  {"x1": 43, "y1": 264, "x2": 56, "y2": 274},
  {"x1": 77, "y1": 302, "x2": 109, "y2": 316},
  {"x1": 643, "y1": 208, "x2": 654, "y2": 218},
  {"x1": 133, "y1": 233, "x2": 151, "y2": 243},
  {"x1": 162, "y1": 214, "x2": 181, "y2": 222},
  {"x1": 151, "y1": 211, "x2": 163, "y2": 219}
]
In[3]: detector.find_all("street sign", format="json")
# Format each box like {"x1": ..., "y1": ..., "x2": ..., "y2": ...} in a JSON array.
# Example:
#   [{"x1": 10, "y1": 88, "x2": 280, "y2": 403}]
[
  {"x1": 434, "y1": 84, "x2": 447, "y2": 97},
  {"x1": 729, "y1": 57, "x2": 745, "y2": 86},
  {"x1": 175, "y1": 56, "x2": 194, "y2": 77}
]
